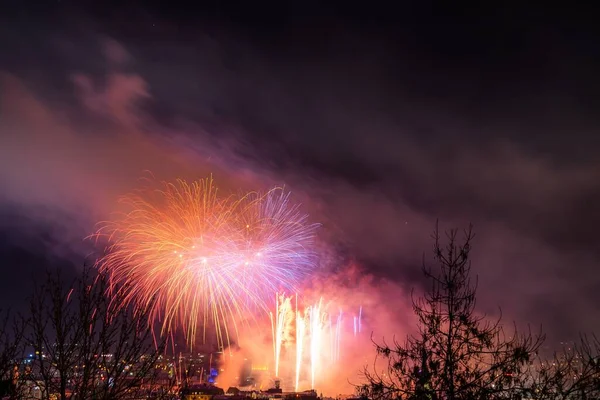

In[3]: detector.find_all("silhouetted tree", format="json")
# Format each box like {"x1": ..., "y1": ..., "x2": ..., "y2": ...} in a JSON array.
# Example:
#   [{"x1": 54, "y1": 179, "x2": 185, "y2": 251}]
[
  {"x1": 519, "y1": 335, "x2": 600, "y2": 400},
  {"x1": 0, "y1": 309, "x2": 25, "y2": 399},
  {"x1": 22, "y1": 265, "x2": 170, "y2": 400},
  {"x1": 359, "y1": 225, "x2": 543, "y2": 400}
]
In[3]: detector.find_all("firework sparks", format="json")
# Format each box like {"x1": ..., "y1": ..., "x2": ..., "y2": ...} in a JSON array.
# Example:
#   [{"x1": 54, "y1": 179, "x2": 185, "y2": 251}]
[
  {"x1": 268, "y1": 294, "x2": 356, "y2": 391},
  {"x1": 94, "y1": 177, "x2": 319, "y2": 347}
]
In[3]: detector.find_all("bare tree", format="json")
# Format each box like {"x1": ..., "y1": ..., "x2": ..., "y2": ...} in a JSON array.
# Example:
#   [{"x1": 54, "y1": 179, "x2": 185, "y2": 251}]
[
  {"x1": 0, "y1": 309, "x2": 26, "y2": 399},
  {"x1": 518, "y1": 335, "x2": 600, "y2": 400},
  {"x1": 359, "y1": 225, "x2": 543, "y2": 400},
  {"x1": 23, "y1": 265, "x2": 171, "y2": 400}
]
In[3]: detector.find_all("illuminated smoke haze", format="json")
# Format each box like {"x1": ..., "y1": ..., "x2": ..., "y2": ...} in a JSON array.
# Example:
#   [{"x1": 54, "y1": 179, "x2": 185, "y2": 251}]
[{"x1": 217, "y1": 266, "x2": 415, "y2": 396}]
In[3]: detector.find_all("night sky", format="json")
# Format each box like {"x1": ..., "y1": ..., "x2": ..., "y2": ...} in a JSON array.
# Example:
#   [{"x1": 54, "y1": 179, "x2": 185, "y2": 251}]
[{"x1": 1, "y1": 2, "x2": 600, "y2": 343}]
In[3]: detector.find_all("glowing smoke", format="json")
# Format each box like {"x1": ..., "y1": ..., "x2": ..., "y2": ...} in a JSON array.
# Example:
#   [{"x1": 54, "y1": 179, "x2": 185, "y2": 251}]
[{"x1": 219, "y1": 266, "x2": 415, "y2": 396}]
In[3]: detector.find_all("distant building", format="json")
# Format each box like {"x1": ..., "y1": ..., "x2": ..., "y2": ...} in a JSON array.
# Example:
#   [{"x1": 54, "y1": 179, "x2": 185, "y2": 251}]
[{"x1": 181, "y1": 383, "x2": 225, "y2": 400}]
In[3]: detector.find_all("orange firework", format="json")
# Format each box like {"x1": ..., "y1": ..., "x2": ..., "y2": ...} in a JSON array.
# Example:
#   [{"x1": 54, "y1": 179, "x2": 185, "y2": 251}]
[{"x1": 95, "y1": 177, "x2": 319, "y2": 348}]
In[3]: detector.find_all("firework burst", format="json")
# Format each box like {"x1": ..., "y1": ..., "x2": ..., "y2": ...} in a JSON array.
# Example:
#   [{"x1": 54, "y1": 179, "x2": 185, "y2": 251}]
[{"x1": 95, "y1": 177, "x2": 319, "y2": 347}]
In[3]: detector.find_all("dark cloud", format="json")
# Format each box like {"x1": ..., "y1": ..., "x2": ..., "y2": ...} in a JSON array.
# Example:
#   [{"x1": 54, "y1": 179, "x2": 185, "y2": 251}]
[{"x1": 1, "y1": 3, "x2": 599, "y2": 345}]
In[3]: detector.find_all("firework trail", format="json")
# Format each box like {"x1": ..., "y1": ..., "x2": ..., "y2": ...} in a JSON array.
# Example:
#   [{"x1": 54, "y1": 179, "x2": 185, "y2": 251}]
[
  {"x1": 309, "y1": 300, "x2": 325, "y2": 390},
  {"x1": 359, "y1": 306, "x2": 362, "y2": 333},
  {"x1": 94, "y1": 177, "x2": 319, "y2": 347},
  {"x1": 270, "y1": 294, "x2": 293, "y2": 377},
  {"x1": 334, "y1": 310, "x2": 342, "y2": 362},
  {"x1": 353, "y1": 306, "x2": 363, "y2": 337},
  {"x1": 295, "y1": 296, "x2": 304, "y2": 392}
]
